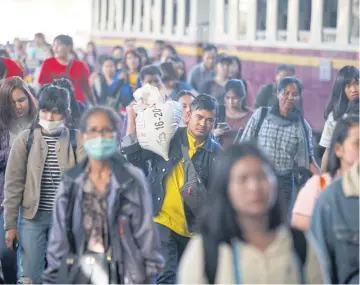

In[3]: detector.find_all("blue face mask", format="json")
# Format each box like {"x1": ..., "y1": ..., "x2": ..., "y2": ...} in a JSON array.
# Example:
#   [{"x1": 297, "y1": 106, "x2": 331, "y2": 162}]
[{"x1": 84, "y1": 137, "x2": 118, "y2": 160}]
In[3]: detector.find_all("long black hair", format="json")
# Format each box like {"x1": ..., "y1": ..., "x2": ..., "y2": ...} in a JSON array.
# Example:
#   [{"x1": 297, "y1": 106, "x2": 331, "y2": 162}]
[
  {"x1": 0, "y1": 76, "x2": 38, "y2": 129},
  {"x1": 200, "y1": 143, "x2": 284, "y2": 244},
  {"x1": 224, "y1": 79, "x2": 248, "y2": 111},
  {"x1": 136, "y1": 47, "x2": 151, "y2": 66},
  {"x1": 325, "y1": 65, "x2": 359, "y2": 120},
  {"x1": 32, "y1": 85, "x2": 70, "y2": 129},
  {"x1": 165, "y1": 55, "x2": 187, "y2": 82},
  {"x1": 52, "y1": 77, "x2": 84, "y2": 128},
  {"x1": 123, "y1": 50, "x2": 142, "y2": 73},
  {"x1": 326, "y1": 114, "x2": 359, "y2": 177},
  {"x1": 229, "y1": 56, "x2": 248, "y2": 93}
]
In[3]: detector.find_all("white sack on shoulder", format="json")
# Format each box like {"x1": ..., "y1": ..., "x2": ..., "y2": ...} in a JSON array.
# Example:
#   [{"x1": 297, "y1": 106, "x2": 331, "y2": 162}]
[{"x1": 134, "y1": 84, "x2": 182, "y2": 160}]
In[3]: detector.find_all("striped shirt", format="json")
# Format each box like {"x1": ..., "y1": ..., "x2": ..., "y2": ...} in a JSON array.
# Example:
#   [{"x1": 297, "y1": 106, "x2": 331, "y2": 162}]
[{"x1": 39, "y1": 134, "x2": 62, "y2": 211}]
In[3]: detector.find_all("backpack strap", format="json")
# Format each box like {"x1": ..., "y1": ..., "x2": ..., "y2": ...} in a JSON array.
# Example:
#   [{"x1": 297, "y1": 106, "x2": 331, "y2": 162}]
[
  {"x1": 27, "y1": 128, "x2": 77, "y2": 162},
  {"x1": 290, "y1": 228, "x2": 307, "y2": 284},
  {"x1": 69, "y1": 129, "x2": 77, "y2": 163},
  {"x1": 65, "y1": 59, "x2": 73, "y2": 77},
  {"x1": 65, "y1": 181, "x2": 76, "y2": 253},
  {"x1": 254, "y1": 107, "x2": 269, "y2": 138},
  {"x1": 0, "y1": 58, "x2": 6, "y2": 79},
  {"x1": 299, "y1": 115, "x2": 310, "y2": 150},
  {"x1": 203, "y1": 235, "x2": 218, "y2": 284},
  {"x1": 26, "y1": 128, "x2": 35, "y2": 157}
]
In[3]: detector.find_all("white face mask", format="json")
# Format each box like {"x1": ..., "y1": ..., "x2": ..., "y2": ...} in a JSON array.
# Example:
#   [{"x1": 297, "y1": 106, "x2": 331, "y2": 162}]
[{"x1": 39, "y1": 119, "x2": 65, "y2": 134}]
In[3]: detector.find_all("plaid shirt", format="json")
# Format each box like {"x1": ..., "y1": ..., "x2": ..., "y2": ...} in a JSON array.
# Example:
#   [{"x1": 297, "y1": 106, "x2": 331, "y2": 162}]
[{"x1": 240, "y1": 108, "x2": 314, "y2": 176}]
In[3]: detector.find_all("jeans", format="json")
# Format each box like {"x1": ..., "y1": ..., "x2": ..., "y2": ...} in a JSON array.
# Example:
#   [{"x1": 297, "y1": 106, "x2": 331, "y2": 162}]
[
  {"x1": 156, "y1": 224, "x2": 190, "y2": 284},
  {"x1": 0, "y1": 213, "x2": 17, "y2": 284},
  {"x1": 277, "y1": 173, "x2": 295, "y2": 221},
  {"x1": 17, "y1": 211, "x2": 53, "y2": 284}
]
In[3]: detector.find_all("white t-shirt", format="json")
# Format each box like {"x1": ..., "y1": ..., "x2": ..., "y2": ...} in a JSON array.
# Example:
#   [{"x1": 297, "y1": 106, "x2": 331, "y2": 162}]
[{"x1": 319, "y1": 112, "x2": 336, "y2": 148}]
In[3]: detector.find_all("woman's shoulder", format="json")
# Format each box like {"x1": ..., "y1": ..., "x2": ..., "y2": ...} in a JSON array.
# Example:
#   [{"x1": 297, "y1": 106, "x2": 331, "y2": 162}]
[
  {"x1": 325, "y1": 112, "x2": 336, "y2": 126},
  {"x1": 301, "y1": 173, "x2": 332, "y2": 194},
  {"x1": 250, "y1": 107, "x2": 267, "y2": 120},
  {"x1": 178, "y1": 81, "x2": 192, "y2": 90},
  {"x1": 293, "y1": 173, "x2": 332, "y2": 214},
  {"x1": 16, "y1": 128, "x2": 32, "y2": 141}
]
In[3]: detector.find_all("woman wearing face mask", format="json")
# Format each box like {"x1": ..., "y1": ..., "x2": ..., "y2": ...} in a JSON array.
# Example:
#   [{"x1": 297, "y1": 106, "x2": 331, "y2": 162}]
[
  {"x1": 178, "y1": 143, "x2": 328, "y2": 284},
  {"x1": 0, "y1": 77, "x2": 37, "y2": 284},
  {"x1": 292, "y1": 115, "x2": 359, "y2": 231},
  {"x1": 43, "y1": 106, "x2": 164, "y2": 284},
  {"x1": 3, "y1": 85, "x2": 84, "y2": 284}
]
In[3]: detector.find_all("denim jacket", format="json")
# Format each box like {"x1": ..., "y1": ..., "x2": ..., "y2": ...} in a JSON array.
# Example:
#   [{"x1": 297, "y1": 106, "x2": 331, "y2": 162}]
[
  {"x1": 310, "y1": 165, "x2": 359, "y2": 284},
  {"x1": 121, "y1": 127, "x2": 222, "y2": 217},
  {"x1": 43, "y1": 154, "x2": 164, "y2": 284}
]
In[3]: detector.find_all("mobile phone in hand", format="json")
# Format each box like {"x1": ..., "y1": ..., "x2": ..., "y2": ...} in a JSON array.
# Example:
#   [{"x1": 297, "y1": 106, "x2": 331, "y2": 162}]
[
  {"x1": 217, "y1": 122, "x2": 231, "y2": 131},
  {"x1": 12, "y1": 237, "x2": 19, "y2": 251}
]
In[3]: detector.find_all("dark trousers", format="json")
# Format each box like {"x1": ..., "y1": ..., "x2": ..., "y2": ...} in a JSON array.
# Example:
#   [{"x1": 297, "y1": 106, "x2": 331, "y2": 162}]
[
  {"x1": 277, "y1": 173, "x2": 295, "y2": 221},
  {"x1": 156, "y1": 224, "x2": 190, "y2": 284},
  {"x1": 0, "y1": 214, "x2": 17, "y2": 284}
]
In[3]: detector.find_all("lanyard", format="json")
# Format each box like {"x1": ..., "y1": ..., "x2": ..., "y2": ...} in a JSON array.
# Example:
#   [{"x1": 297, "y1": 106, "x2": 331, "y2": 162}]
[{"x1": 231, "y1": 240, "x2": 241, "y2": 284}]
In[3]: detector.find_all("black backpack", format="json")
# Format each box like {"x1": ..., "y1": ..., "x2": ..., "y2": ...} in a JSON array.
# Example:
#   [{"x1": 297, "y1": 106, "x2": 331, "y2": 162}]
[
  {"x1": 233, "y1": 107, "x2": 268, "y2": 143},
  {"x1": 26, "y1": 128, "x2": 77, "y2": 163},
  {"x1": 203, "y1": 227, "x2": 307, "y2": 284}
]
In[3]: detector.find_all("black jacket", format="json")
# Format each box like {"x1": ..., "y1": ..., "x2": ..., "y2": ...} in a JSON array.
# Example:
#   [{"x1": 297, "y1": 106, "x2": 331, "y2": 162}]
[{"x1": 121, "y1": 127, "x2": 222, "y2": 216}]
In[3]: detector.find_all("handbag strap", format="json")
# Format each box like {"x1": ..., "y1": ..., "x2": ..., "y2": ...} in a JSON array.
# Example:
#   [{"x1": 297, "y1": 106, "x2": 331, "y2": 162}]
[
  {"x1": 66, "y1": 182, "x2": 77, "y2": 254},
  {"x1": 181, "y1": 144, "x2": 191, "y2": 162},
  {"x1": 232, "y1": 240, "x2": 241, "y2": 284},
  {"x1": 65, "y1": 59, "x2": 73, "y2": 76}
]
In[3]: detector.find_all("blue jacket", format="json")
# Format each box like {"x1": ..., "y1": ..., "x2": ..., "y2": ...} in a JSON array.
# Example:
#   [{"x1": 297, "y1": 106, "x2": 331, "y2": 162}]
[
  {"x1": 169, "y1": 81, "x2": 192, "y2": 100},
  {"x1": 310, "y1": 172, "x2": 359, "y2": 284}
]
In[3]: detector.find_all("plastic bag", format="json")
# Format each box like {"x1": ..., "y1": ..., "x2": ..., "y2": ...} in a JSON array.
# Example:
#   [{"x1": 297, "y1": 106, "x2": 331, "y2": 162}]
[{"x1": 133, "y1": 84, "x2": 182, "y2": 160}]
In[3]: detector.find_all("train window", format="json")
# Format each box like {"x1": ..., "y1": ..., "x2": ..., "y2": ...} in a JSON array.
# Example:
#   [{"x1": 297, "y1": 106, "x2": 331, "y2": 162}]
[
  {"x1": 123, "y1": 0, "x2": 126, "y2": 26},
  {"x1": 224, "y1": 0, "x2": 229, "y2": 34},
  {"x1": 256, "y1": 0, "x2": 266, "y2": 40},
  {"x1": 323, "y1": 0, "x2": 337, "y2": 42},
  {"x1": 299, "y1": 0, "x2": 311, "y2": 31},
  {"x1": 256, "y1": 0, "x2": 266, "y2": 31},
  {"x1": 323, "y1": 0, "x2": 338, "y2": 28},
  {"x1": 351, "y1": 0, "x2": 359, "y2": 43},
  {"x1": 185, "y1": 0, "x2": 190, "y2": 32},
  {"x1": 277, "y1": 0, "x2": 288, "y2": 31},
  {"x1": 161, "y1": 0, "x2": 165, "y2": 27},
  {"x1": 238, "y1": 0, "x2": 249, "y2": 38},
  {"x1": 140, "y1": 0, "x2": 144, "y2": 32}
]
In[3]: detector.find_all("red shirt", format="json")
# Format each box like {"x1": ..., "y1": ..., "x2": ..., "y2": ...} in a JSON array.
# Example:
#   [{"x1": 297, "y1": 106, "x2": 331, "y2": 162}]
[
  {"x1": 1, "y1": 57, "x2": 24, "y2": 79},
  {"x1": 38, "y1": 57, "x2": 90, "y2": 103}
]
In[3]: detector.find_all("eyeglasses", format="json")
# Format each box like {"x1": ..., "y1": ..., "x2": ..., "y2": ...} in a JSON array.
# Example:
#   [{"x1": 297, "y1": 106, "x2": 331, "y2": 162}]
[{"x1": 282, "y1": 91, "x2": 300, "y2": 99}]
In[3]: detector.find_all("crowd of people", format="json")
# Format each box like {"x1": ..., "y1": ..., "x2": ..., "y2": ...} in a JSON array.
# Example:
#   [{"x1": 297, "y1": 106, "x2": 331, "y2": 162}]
[{"x1": 0, "y1": 33, "x2": 358, "y2": 284}]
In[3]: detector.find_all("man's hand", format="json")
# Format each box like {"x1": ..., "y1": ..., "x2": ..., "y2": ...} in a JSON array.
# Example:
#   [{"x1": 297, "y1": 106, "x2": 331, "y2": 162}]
[
  {"x1": 213, "y1": 128, "x2": 226, "y2": 137},
  {"x1": 5, "y1": 229, "x2": 18, "y2": 249}
]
